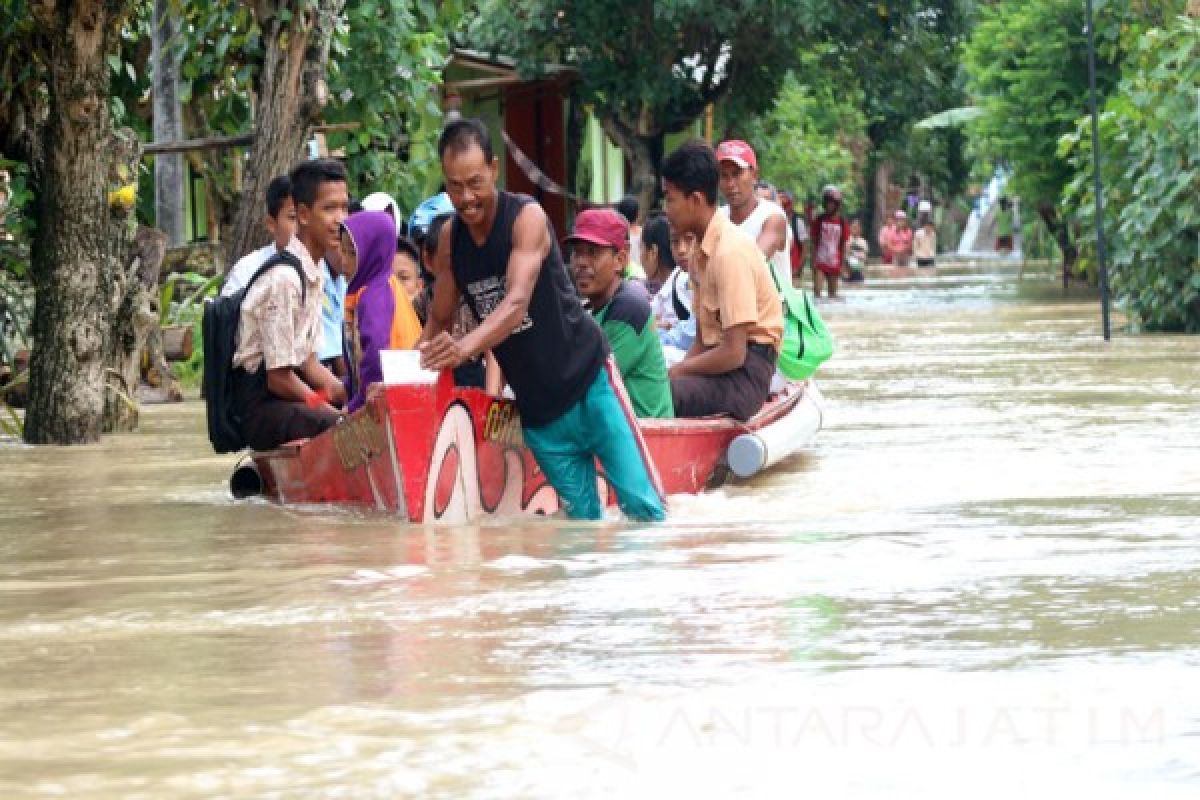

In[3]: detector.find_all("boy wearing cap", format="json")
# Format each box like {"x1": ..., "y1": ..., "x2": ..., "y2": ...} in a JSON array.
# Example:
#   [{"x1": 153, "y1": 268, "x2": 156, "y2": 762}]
[
  {"x1": 419, "y1": 118, "x2": 665, "y2": 522},
  {"x1": 715, "y1": 140, "x2": 792, "y2": 281},
  {"x1": 568, "y1": 209, "x2": 673, "y2": 419},
  {"x1": 661, "y1": 141, "x2": 784, "y2": 422}
]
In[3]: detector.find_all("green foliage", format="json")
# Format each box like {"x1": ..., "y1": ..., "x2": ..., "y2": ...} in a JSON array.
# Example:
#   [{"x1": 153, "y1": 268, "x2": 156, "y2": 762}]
[
  {"x1": 159, "y1": 271, "x2": 221, "y2": 327},
  {"x1": 0, "y1": 159, "x2": 34, "y2": 279},
  {"x1": 963, "y1": 0, "x2": 1187, "y2": 209},
  {"x1": 0, "y1": 401, "x2": 23, "y2": 438},
  {"x1": 325, "y1": 0, "x2": 464, "y2": 211},
  {"x1": 157, "y1": 270, "x2": 221, "y2": 387},
  {"x1": 470, "y1": 0, "x2": 804, "y2": 140},
  {"x1": 1061, "y1": 15, "x2": 1200, "y2": 332},
  {"x1": 740, "y1": 66, "x2": 869, "y2": 209},
  {"x1": 810, "y1": 0, "x2": 972, "y2": 193}
]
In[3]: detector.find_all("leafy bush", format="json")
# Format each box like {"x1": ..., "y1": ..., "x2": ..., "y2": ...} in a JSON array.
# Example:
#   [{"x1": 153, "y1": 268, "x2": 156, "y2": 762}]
[{"x1": 1061, "y1": 16, "x2": 1200, "y2": 332}]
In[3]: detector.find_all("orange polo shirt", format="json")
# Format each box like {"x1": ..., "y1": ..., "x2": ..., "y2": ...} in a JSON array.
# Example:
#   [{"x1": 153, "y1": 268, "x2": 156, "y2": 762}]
[{"x1": 692, "y1": 211, "x2": 784, "y2": 350}]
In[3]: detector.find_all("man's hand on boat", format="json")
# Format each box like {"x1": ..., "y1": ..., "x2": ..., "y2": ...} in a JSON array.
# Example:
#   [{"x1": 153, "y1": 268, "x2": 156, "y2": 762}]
[{"x1": 419, "y1": 332, "x2": 468, "y2": 371}]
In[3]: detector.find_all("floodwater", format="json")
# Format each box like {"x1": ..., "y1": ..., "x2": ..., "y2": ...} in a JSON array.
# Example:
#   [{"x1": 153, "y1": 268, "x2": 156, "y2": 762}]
[{"x1": 2, "y1": 262, "x2": 1198, "y2": 798}]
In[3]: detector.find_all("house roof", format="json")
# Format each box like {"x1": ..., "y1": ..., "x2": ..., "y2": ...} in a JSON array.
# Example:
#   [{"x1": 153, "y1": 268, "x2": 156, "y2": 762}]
[{"x1": 445, "y1": 48, "x2": 578, "y2": 95}]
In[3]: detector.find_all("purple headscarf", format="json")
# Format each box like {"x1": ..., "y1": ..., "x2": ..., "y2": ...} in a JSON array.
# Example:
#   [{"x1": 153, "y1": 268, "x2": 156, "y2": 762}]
[{"x1": 343, "y1": 210, "x2": 398, "y2": 412}]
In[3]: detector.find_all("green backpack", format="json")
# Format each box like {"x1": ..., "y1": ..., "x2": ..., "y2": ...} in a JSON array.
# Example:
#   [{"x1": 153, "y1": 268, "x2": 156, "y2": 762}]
[{"x1": 767, "y1": 261, "x2": 834, "y2": 380}]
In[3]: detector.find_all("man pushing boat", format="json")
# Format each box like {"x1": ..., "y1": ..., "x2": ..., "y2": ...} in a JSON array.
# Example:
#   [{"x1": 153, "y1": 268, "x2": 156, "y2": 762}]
[{"x1": 417, "y1": 118, "x2": 666, "y2": 522}]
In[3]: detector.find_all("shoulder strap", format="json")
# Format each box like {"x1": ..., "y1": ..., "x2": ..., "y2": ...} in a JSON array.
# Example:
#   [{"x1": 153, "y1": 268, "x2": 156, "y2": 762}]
[
  {"x1": 670, "y1": 271, "x2": 690, "y2": 322},
  {"x1": 242, "y1": 250, "x2": 306, "y2": 304}
]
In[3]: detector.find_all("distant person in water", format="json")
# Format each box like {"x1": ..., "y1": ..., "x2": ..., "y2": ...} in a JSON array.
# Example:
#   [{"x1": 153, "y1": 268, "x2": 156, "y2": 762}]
[
  {"x1": 995, "y1": 196, "x2": 1014, "y2": 254},
  {"x1": 914, "y1": 202, "x2": 937, "y2": 268},
  {"x1": 418, "y1": 117, "x2": 665, "y2": 521},
  {"x1": 890, "y1": 211, "x2": 913, "y2": 267},
  {"x1": 811, "y1": 185, "x2": 851, "y2": 298},
  {"x1": 846, "y1": 218, "x2": 868, "y2": 283}
]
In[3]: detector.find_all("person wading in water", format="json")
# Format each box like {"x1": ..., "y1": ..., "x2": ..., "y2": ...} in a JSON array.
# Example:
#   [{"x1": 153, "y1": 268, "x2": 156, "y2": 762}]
[{"x1": 417, "y1": 118, "x2": 665, "y2": 522}]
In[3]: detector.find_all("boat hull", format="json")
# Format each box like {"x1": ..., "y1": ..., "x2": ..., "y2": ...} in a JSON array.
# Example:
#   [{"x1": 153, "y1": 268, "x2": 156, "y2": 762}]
[{"x1": 250, "y1": 373, "x2": 822, "y2": 523}]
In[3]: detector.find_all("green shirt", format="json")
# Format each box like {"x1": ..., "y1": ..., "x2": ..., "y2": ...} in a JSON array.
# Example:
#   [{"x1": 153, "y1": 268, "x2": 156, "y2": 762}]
[
  {"x1": 593, "y1": 281, "x2": 674, "y2": 418},
  {"x1": 995, "y1": 206, "x2": 1014, "y2": 237}
]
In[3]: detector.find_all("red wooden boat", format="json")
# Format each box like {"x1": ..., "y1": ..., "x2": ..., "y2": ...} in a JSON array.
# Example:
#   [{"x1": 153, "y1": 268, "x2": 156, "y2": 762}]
[{"x1": 239, "y1": 370, "x2": 823, "y2": 523}]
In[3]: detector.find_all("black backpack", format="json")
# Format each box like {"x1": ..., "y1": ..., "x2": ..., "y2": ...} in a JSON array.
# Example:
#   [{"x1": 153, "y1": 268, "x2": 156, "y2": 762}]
[{"x1": 202, "y1": 251, "x2": 306, "y2": 453}]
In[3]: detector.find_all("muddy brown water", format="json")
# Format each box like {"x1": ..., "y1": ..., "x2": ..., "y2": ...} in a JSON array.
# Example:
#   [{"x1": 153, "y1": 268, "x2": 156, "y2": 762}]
[{"x1": 2, "y1": 262, "x2": 1198, "y2": 798}]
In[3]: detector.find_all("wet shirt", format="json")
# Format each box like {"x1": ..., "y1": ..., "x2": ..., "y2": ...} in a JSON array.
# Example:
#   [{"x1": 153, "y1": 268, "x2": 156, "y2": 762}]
[
  {"x1": 813, "y1": 214, "x2": 851, "y2": 272},
  {"x1": 233, "y1": 237, "x2": 323, "y2": 374},
  {"x1": 693, "y1": 212, "x2": 783, "y2": 350},
  {"x1": 593, "y1": 281, "x2": 673, "y2": 419},
  {"x1": 450, "y1": 191, "x2": 607, "y2": 427}
]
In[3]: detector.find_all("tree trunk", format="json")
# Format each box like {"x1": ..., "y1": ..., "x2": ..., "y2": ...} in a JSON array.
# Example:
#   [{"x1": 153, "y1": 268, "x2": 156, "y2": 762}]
[
  {"x1": 23, "y1": 3, "x2": 139, "y2": 445},
  {"x1": 1037, "y1": 203, "x2": 1077, "y2": 289},
  {"x1": 871, "y1": 159, "x2": 895, "y2": 255},
  {"x1": 225, "y1": 1, "x2": 345, "y2": 266},
  {"x1": 599, "y1": 114, "x2": 661, "y2": 219},
  {"x1": 564, "y1": 89, "x2": 587, "y2": 220},
  {"x1": 104, "y1": 226, "x2": 167, "y2": 432},
  {"x1": 152, "y1": 0, "x2": 186, "y2": 246}
]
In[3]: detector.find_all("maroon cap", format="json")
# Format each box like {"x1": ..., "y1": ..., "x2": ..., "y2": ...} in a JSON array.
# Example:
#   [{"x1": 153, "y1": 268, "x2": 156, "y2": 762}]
[
  {"x1": 565, "y1": 208, "x2": 629, "y2": 249},
  {"x1": 716, "y1": 139, "x2": 758, "y2": 171}
]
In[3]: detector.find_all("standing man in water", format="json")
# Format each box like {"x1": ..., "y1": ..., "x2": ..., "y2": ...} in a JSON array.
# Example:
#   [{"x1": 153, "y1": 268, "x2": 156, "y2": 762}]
[{"x1": 418, "y1": 118, "x2": 665, "y2": 522}]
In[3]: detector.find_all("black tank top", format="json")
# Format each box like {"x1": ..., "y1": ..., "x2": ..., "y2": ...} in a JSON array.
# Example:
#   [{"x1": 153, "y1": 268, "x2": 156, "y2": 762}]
[{"x1": 451, "y1": 192, "x2": 607, "y2": 427}]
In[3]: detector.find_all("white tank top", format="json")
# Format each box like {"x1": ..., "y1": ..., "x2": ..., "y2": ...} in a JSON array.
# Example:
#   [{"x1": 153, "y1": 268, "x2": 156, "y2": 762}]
[{"x1": 720, "y1": 200, "x2": 793, "y2": 278}]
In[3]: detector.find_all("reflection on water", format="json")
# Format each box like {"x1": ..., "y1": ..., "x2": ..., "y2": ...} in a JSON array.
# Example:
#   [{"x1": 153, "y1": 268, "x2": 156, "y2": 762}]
[{"x1": 2, "y1": 263, "x2": 1198, "y2": 798}]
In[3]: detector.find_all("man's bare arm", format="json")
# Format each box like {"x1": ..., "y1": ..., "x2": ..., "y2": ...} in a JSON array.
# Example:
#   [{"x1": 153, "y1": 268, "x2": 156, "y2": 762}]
[
  {"x1": 416, "y1": 221, "x2": 462, "y2": 348},
  {"x1": 756, "y1": 213, "x2": 788, "y2": 262},
  {"x1": 421, "y1": 204, "x2": 550, "y2": 370}
]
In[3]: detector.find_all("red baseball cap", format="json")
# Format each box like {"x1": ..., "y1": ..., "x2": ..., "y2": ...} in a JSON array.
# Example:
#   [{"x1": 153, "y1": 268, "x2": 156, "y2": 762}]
[
  {"x1": 716, "y1": 139, "x2": 758, "y2": 171},
  {"x1": 565, "y1": 208, "x2": 629, "y2": 249}
]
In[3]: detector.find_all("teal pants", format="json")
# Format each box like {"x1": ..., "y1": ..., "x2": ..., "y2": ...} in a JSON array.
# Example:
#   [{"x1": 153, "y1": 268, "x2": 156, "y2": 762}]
[{"x1": 523, "y1": 362, "x2": 666, "y2": 522}]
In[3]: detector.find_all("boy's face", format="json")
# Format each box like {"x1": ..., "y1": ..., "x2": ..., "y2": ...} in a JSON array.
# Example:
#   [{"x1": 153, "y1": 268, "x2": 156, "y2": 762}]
[
  {"x1": 850, "y1": 221, "x2": 862, "y2": 236},
  {"x1": 338, "y1": 228, "x2": 358, "y2": 280},
  {"x1": 669, "y1": 228, "x2": 696, "y2": 272},
  {"x1": 662, "y1": 179, "x2": 705, "y2": 238},
  {"x1": 298, "y1": 180, "x2": 350, "y2": 256},
  {"x1": 823, "y1": 197, "x2": 838, "y2": 214},
  {"x1": 393, "y1": 252, "x2": 423, "y2": 299},
  {"x1": 265, "y1": 197, "x2": 297, "y2": 249}
]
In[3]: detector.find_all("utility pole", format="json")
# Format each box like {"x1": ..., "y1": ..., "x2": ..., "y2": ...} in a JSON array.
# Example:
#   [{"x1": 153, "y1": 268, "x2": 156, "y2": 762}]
[{"x1": 1084, "y1": 0, "x2": 1112, "y2": 341}]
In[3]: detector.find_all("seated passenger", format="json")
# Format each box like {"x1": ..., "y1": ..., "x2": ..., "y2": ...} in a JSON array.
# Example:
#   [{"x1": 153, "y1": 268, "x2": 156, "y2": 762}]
[
  {"x1": 230, "y1": 160, "x2": 348, "y2": 450},
  {"x1": 639, "y1": 213, "x2": 675, "y2": 296},
  {"x1": 221, "y1": 174, "x2": 296, "y2": 297},
  {"x1": 339, "y1": 210, "x2": 422, "y2": 412},
  {"x1": 661, "y1": 141, "x2": 783, "y2": 421},
  {"x1": 392, "y1": 236, "x2": 425, "y2": 301},
  {"x1": 568, "y1": 208, "x2": 673, "y2": 419},
  {"x1": 653, "y1": 227, "x2": 697, "y2": 365}
]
